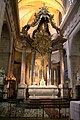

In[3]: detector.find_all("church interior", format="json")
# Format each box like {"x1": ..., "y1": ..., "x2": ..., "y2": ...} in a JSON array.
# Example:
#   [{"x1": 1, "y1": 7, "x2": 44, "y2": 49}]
[{"x1": 0, "y1": 0, "x2": 80, "y2": 119}]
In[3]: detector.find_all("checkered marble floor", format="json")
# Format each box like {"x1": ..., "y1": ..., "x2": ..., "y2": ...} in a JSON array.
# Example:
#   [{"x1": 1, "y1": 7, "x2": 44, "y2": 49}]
[{"x1": 0, "y1": 102, "x2": 69, "y2": 119}]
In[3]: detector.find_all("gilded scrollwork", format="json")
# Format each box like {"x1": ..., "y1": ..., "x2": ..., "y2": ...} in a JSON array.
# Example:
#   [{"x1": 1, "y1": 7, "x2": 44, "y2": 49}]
[{"x1": 21, "y1": 4, "x2": 66, "y2": 55}]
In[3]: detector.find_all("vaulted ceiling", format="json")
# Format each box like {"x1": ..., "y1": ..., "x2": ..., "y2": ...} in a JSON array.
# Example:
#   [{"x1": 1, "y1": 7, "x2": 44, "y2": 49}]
[{"x1": 18, "y1": 0, "x2": 64, "y2": 31}]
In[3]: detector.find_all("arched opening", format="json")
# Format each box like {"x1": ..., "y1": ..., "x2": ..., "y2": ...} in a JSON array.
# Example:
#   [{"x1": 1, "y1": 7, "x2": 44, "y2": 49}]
[
  {"x1": 70, "y1": 30, "x2": 80, "y2": 97},
  {"x1": 0, "y1": 23, "x2": 10, "y2": 74}
]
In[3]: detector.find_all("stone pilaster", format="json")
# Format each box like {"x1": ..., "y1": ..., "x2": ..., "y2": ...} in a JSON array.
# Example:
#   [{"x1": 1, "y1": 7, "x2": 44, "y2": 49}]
[
  {"x1": 17, "y1": 37, "x2": 27, "y2": 99},
  {"x1": 8, "y1": 32, "x2": 14, "y2": 74},
  {"x1": 0, "y1": 0, "x2": 5, "y2": 41},
  {"x1": 66, "y1": 40, "x2": 72, "y2": 88}
]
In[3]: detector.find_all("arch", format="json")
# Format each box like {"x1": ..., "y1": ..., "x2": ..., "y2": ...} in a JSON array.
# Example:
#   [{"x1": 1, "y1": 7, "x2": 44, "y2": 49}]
[
  {"x1": 70, "y1": 30, "x2": 80, "y2": 89},
  {"x1": 70, "y1": 30, "x2": 80, "y2": 56},
  {"x1": 0, "y1": 22, "x2": 10, "y2": 74}
]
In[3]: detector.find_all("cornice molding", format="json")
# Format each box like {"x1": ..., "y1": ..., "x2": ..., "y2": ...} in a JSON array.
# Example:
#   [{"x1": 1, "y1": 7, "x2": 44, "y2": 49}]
[{"x1": 60, "y1": 0, "x2": 79, "y2": 30}]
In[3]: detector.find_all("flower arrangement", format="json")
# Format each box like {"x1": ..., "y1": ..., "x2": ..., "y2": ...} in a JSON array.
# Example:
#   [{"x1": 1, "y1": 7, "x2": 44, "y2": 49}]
[
  {"x1": 0, "y1": 68, "x2": 6, "y2": 85},
  {"x1": 0, "y1": 68, "x2": 5, "y2": 78}
]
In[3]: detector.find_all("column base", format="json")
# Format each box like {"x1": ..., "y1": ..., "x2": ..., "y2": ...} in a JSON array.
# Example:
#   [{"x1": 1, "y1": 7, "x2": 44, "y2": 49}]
[
  {"x1": 17, "y1": 83, "x2": 27, "y2": 100},
  {"x1": 47, "y1": 78, "x2": 51, "y2": 86}
]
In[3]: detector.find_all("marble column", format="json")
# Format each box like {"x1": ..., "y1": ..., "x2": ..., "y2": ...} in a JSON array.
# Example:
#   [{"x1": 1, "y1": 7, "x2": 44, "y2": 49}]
[
  {"x1": 60, "y1": 49, "x2": 64, "y2": 85},
  {"x1": 41, "y1": 57, "x2": 44, "y2": 79},
  {"x1": 59, "y1": 48, "x2": 65, "y2": 97},
  {"x1": 17, "y1": 37, "x2": 27, "y2": 99},
  {"x1": 54, "y1": 69, "x2": 56, "y2": 85},
  {"x1": 66, "y1": 39, "x2": 74, "y2": 98},
  {"x1": 66, "y1": 40, "x2": 72, "y2": 87},
  {"x1": 31, "y1": 50, "x2": 36, "y2": 85},
  {"x1": 47, "y1": 52, "x2": 51, "y2": 85}
]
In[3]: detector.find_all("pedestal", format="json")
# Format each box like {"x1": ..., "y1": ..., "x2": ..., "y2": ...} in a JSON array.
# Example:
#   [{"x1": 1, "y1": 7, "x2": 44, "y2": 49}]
[
  {"x1": 76, "y1": 85, "x2": 80, "y2": 99},
  {"x1": 70, "y1": 101, "x2": 80, "y2": 120},
  {"x1": 17, "y1": 83, "x2": 27, "y2": 99},
  {"x1": 63, "y1": 82, "x2": 68, "y2": 98}
]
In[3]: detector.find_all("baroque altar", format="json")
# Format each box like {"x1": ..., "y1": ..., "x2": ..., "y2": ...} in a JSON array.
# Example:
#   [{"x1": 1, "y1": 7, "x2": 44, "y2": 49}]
[
  {"x1": 28, "y1": 85, "x2": 58, "y2": 98},
  {"x1": 18, "y1": 4, "x2": 67, "y2": 99}
]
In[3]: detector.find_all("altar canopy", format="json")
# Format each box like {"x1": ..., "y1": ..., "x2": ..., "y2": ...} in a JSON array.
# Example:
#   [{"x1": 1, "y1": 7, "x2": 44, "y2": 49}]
[
  {"x1": 18, "y1": 0, "x2": 64, "y2": 31},
  {"x1": 19, "y1": 0, "x2": 67, "y2": 87},
  {"x1": 17, "y1": 0, "x2": 68, "y2": 99}
]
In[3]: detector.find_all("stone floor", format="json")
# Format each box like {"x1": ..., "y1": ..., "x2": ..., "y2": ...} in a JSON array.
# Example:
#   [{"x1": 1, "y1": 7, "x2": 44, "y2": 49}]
[{"x1": 0, "y1": 101, "x2": 70, "y2": 120}]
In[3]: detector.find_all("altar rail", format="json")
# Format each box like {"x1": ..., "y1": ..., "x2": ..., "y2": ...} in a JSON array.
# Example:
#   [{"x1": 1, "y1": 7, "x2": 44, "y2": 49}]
[{"x1": 0, "y1": 98, "x2": 70, "y2": 119}]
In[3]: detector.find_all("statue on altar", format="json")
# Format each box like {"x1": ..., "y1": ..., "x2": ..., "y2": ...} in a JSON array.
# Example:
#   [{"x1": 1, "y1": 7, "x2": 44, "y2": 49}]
[{"x1": 40, "y1": 77, "x2": 46, "y2": 86}]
